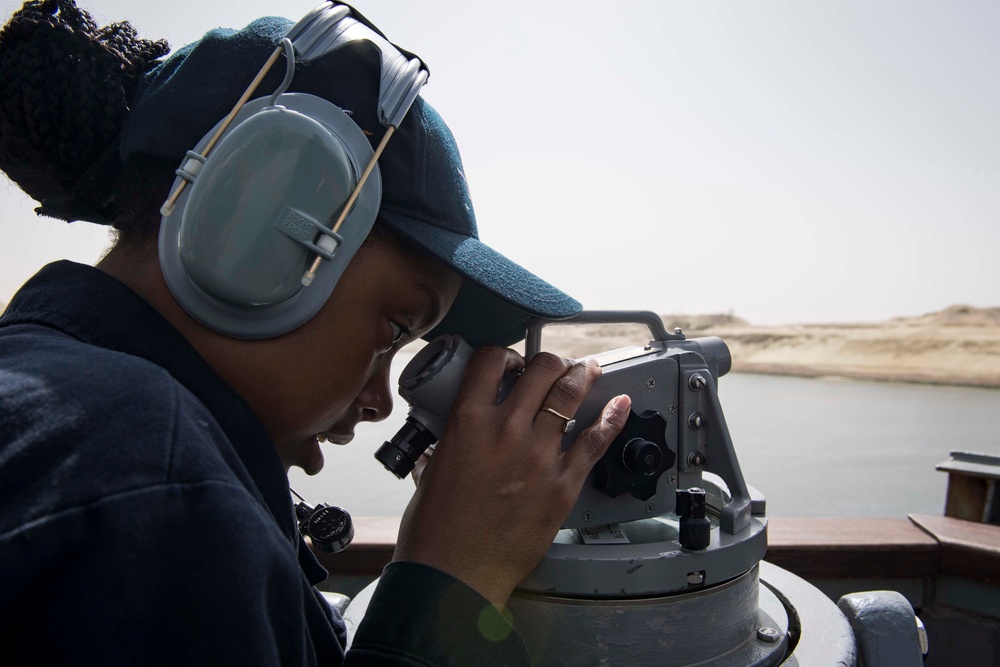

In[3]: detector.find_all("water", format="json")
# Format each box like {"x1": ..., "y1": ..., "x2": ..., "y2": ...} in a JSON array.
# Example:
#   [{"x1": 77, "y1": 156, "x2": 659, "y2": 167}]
[
  {"x1": 721, "y1": 373, "x2": 998, "y2": 517},
  {"x1": 289, "y1": 352, "x2": 1000, "y2": 519}
]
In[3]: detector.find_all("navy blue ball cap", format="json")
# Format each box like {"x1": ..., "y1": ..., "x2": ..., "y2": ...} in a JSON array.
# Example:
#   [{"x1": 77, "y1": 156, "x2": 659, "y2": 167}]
[
  {"x1": 376, "y1": 99, "x2": 581, "y2": 347},
  {"x1": 121, "y1": 12, "x2": 580, "y2": 348}
]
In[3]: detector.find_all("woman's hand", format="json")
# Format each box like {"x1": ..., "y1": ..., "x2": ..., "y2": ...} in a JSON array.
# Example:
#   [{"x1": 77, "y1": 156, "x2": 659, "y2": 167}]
[{"x1": 393, "y1": 345, "x2": 631, "y2": 608}]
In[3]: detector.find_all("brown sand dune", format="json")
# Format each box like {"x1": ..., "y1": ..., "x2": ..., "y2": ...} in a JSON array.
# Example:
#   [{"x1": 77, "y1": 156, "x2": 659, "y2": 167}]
[{"x1": 535, "y1": 306, "x2": 1000, "y2": 389}]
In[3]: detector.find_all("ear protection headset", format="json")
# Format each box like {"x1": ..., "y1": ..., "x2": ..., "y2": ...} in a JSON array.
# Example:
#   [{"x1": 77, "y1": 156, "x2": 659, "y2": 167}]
[{"x1": 157, "y1": 3, "x2": 428, "y2": 339}]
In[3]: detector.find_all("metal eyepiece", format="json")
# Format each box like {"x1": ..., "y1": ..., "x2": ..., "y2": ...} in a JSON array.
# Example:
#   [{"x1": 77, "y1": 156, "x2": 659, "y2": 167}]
[
  {"x1": 375, "y1": 334, "x2": 518, "y2": 479},
  {"x1": 374, "y1": 417, "x2": 437, "y2": 479},
  {"x1": 374, "y1": 335, "x2": 473, "y2": 478}
]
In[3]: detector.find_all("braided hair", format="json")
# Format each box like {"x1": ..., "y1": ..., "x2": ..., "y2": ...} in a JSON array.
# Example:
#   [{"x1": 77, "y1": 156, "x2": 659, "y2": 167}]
[{"x1": 0, "y1": 0, "x2": 169, "y2": 233}]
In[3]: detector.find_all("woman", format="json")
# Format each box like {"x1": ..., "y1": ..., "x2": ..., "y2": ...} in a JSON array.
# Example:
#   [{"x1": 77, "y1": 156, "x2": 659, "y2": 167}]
[{"x1": 0, "y1": 1, "x2": 630, "y2": 664}]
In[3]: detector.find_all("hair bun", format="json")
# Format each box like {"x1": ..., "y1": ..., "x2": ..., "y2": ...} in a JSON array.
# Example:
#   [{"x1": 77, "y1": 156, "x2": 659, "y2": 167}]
[{"x1": 0, "y1": 0, "x2": 168, "y2": 222}]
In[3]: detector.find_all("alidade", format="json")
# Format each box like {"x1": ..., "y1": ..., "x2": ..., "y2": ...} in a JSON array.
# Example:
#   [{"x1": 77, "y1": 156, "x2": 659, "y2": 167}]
[{"x1": 355, "y1": 311, "x2": 927, "y2": 666}]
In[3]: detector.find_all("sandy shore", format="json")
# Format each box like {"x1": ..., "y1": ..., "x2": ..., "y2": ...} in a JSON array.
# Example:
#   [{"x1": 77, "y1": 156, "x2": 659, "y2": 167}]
[{"x1": 534, "y1": 306, "x2": 1000, "y2": 389}]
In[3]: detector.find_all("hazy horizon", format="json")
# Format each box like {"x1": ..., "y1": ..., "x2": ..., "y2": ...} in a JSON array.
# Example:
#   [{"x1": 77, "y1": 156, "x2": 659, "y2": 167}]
[{"x1": 1, "y1": 0, "x2": 997, "y2": 326}]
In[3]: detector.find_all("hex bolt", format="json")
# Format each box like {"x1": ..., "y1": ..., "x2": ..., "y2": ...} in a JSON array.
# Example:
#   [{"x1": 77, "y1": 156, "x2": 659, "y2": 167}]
[
  {"x1": 756, "y1": 627, "x2": 780, "y2": 643},
  {"x1": 645, "y1": 504, "x2": 655, "y2": 514},
  {"x1": 688, "y1": 374, "x2": 707, "y2": 391},
  {"x1": 582, "y1": 512, "x2": 592, "y2": 523},
  {"x1": 688, "y1": 413, "x2": 704, "y2": 429},
  {"x1": 668, "y1": 404, "x2": 678, "y2": 414},
  {"x1": 688, "y1": 451, "x2": 706, "y2": 468},
  {"x1": 646, "y1": 378, "x2": 656, "y2": 389}
]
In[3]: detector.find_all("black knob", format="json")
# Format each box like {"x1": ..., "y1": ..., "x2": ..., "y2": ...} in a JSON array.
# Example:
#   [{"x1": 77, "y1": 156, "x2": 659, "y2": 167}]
[
  {"x1": 676, "y1": 487, "x2": 711, "y2": 550},
  {"x1": 622, "y1": 438, "x2": 663, "y2": 476},
  {"x1": 301, "y1": 504, "x2": 354, "y2": 554},
  {"x1": 596, "y1": 410, "x2": 675, "y2": 502}
]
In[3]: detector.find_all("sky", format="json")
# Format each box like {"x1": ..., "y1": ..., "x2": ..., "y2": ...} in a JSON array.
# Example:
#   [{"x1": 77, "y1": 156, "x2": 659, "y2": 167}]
[{"x1": 0, "y1": 0, "x2": 997, "y2": 325}]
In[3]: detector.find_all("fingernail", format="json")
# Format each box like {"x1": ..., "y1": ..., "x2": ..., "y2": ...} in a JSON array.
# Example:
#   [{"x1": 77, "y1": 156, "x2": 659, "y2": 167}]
[{"x1": 607, "y1": 394, "x2": 631, "y2": 420}]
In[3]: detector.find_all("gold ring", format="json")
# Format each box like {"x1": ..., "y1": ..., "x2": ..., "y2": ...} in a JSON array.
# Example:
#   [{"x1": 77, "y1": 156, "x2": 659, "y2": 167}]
[{"x1": 539, "y1": 406, "x2": 577, "y2": 433}]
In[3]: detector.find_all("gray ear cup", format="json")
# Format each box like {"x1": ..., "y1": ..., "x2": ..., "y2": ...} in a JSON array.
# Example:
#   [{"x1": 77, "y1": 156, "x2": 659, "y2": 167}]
[{"x1": 159, "y1": 93, "x2": 381, "y2": 339}]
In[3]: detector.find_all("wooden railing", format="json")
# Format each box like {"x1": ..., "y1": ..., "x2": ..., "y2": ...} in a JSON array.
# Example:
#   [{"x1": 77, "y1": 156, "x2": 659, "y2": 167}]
[{"x1": 313, "y1": 515, "x2": 1000, "y2": 587}]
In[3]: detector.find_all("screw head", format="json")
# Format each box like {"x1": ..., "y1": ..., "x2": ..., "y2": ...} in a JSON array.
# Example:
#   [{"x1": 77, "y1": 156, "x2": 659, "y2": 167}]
[
  {"x1": 645, "y1": 504, "x2": 655, "y2": 514},
  {"x1": 646, "y1": 378, "x2": 656, "y2": 389},
  {"x1": 582, "y1": 511, "x2": 592, "y2": 523},
  {"x1": 674, "y1": 327, "x2": 684, "y2": 335},
  {"x1": 668, "y1": 404, "x2": 678, "y2": 414},
  {"x1": 686, "y1": 571, "x2": 704, "y2": 585},
  {"x1": 757, "y1": 627, "x2": 780, "y2": 643},
  {"x1": 688, "y1": 413, "x2": 704, "y2": 429},
  {"x1": 689, "y1": 374, "x2": 707, "y2": 391},
  {"x1": 668, "y1": 474, "x2": 677, "y2": 485},
  {"x1": 688, "y1": 451, "x2": 706, "y2": 468}
]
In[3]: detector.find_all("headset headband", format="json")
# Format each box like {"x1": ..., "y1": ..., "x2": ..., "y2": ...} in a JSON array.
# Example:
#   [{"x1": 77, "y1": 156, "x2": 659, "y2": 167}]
[{"x1": 287, "y1": 3, "x2": 428, "y2": 129}]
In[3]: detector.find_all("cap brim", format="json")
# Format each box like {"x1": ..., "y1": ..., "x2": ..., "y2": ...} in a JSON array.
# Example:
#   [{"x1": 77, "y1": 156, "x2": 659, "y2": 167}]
[{"x1": 379, "y1": 211, "x2": 581, "y2": 348}]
